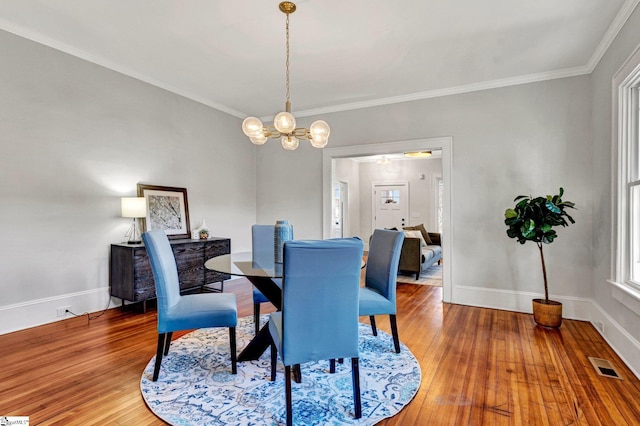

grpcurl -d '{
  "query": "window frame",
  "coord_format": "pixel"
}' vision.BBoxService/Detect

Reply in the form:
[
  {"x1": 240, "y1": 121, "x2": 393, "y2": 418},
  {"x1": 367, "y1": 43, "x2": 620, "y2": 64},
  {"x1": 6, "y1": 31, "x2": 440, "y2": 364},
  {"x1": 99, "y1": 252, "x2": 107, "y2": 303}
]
[{"x1": 611, "y1": 45, "x2": 640, "y2": 312}]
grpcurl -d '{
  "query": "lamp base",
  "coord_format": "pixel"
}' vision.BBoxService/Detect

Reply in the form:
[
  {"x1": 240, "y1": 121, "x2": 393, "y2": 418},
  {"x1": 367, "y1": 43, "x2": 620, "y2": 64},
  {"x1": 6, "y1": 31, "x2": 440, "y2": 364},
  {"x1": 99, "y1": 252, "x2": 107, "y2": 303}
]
[{"x1": 124, "y1": 220, "x2": 142, "y2": 245}]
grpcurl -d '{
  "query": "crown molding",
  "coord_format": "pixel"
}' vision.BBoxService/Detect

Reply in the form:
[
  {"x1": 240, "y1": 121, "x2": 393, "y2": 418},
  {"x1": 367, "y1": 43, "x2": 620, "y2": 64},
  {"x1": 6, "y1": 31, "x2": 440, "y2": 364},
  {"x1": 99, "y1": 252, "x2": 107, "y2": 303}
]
[
  {"x1": 586, "y1": 0, "x2": 640, "y2": 72},
  {"x1": 2, "y1": 0, "x2": 639, "y2": 120},
  {"x1": 292, "y1": 66, "x2": 591, "y2": 118},
  {"x1": 0, "y1": 20, "x2": 247, "y2": 119}
]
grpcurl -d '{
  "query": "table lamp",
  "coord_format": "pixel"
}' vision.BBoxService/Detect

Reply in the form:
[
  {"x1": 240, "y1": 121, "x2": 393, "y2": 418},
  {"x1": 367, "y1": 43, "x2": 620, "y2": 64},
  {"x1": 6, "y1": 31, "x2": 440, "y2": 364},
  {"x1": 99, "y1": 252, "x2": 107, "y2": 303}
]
[{"x1": 121, "y1": 197, "x2": 147, "y2": 244}]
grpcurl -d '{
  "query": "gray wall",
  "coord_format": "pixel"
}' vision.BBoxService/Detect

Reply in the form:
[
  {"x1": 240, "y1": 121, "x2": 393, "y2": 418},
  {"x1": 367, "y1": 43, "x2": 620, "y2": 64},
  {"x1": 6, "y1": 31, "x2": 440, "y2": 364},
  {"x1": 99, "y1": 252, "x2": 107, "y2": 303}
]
[
  {"x1": 0, "y1": 30, "x2": 256, "y2": 333},
  {"x1": 257, "y1": 76, "x2": 593, "y2": 302},
  {"x1": 590, "y1": 4, "x2": 640, "y2": 372}
]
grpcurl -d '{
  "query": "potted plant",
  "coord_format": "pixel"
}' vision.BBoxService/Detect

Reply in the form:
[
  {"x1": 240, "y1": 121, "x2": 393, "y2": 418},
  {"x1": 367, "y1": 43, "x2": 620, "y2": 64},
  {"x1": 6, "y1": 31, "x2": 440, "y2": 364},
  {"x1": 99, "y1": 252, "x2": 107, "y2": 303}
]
[{"x1": 504, "y1": 187, "x2": 576, "y2": 327}]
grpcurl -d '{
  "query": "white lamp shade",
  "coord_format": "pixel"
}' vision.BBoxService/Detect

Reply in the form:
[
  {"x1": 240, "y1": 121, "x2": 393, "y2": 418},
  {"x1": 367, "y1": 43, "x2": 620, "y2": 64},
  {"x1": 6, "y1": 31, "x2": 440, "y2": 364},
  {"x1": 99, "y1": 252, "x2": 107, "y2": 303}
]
[
  {"x1": 274, "y1": 111, "x2": 296, "y2": 134},
  {"x1": 121, "y1": 197, "x2": 147, "y2": 218}
]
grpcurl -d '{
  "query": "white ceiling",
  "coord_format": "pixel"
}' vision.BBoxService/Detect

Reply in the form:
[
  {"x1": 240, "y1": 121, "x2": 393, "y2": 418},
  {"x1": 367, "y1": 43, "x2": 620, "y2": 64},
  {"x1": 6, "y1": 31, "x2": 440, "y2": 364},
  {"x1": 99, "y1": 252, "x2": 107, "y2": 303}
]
[{"x1": 0, "y1": 0, "x2": 638, "y2": 120}]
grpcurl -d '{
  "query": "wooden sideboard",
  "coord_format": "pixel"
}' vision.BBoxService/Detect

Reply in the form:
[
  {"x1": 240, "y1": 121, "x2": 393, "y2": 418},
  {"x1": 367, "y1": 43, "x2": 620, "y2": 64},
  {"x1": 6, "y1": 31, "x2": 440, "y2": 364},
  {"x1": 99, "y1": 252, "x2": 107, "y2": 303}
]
[{"x1": 110, "y1": 237, "x2": 231, "y2": 309}]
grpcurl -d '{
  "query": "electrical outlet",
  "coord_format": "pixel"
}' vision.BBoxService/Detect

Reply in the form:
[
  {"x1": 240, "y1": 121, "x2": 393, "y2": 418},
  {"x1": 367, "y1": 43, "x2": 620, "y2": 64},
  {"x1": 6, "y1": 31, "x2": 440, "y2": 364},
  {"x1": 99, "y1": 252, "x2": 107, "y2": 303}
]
[
  {"x1": 597, "y1": 321, "x2": 605, "y2": 334},
  {"x1": 57, "y1": 306, "x2": 71, "y2": 317}
]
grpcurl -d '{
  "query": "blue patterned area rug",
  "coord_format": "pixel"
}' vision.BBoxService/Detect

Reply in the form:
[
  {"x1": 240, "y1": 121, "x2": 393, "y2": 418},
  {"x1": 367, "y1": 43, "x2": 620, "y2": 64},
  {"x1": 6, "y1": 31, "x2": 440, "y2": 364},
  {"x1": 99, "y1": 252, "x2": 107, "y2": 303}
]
[{"x1": 140, "y1": 316, "x2": 421, "y2": 425}]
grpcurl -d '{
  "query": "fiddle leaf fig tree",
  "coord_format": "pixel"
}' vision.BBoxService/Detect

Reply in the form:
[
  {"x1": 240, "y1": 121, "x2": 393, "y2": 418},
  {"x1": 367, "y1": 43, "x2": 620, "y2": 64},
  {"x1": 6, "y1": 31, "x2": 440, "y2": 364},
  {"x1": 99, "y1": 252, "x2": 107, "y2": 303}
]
[{"x1": 504, "y1": 187, "x2": 576, "y2": 302}]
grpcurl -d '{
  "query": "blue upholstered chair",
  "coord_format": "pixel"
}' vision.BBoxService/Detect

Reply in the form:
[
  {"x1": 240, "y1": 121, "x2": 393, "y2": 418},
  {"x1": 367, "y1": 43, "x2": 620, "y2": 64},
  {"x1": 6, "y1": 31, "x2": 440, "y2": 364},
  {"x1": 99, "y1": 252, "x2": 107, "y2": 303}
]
[
  {"x1": 142, "y1": 230, "x2": 238, "y2": 381},
  {"x1": 359, "y1": 229, "x2": 405, "y2": 353},
  {"x1": 251, "y1": 224, "x2": 291, "y2": 334},
  {"x1": 269, "y1": 238, "x2": 364, "y2": 426}
]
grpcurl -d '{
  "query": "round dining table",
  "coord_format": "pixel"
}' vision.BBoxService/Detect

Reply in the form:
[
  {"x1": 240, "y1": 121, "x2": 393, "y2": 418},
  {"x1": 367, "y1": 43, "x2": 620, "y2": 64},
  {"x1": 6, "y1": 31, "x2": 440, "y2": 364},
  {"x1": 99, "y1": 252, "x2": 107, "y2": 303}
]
[{"x1": 205, "y1": 252, "x2": 283, "y2": 362}]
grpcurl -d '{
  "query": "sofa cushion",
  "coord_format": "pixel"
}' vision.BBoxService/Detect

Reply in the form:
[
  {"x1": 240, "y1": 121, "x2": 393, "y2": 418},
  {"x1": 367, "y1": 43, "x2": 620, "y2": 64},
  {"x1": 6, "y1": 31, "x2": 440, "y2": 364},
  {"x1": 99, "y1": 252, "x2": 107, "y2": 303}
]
[
  {"x1": 422, "y1": 245, "x2": 442, "y2": 263},
  {"x1": 403, "y1": 230, "x2": 427, "y2": 247},
  {"x1": 403, "y1": 224, "x2": 432, "y2": 245}
]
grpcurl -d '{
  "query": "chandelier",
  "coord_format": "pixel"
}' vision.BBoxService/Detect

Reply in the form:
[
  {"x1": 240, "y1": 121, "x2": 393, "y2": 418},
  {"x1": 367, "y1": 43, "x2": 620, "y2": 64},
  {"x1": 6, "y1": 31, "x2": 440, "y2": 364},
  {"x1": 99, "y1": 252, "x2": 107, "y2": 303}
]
[{"x1": 241, "y1": 2, "x2": 330, "y2": 151}]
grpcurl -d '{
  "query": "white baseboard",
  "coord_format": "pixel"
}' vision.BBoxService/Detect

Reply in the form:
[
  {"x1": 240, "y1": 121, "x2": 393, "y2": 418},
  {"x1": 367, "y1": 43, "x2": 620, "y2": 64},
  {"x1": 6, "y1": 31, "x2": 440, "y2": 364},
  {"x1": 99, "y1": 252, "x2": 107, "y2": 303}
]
[
  {"x1": 452, "y1": 285, "x2": 592, "y2": 320},
  {"x1": 0, "y1": 287, "x2": 113, "y2": 335},
  {"x1": 0, "y1": 277, "x2": 246, "y2": 336},
  {"x1": 590, "y1": 303, "x2": 640, "y2": 380},
  {"x1": 452, "y1": 284, "x2": 640, "y2": 380}
]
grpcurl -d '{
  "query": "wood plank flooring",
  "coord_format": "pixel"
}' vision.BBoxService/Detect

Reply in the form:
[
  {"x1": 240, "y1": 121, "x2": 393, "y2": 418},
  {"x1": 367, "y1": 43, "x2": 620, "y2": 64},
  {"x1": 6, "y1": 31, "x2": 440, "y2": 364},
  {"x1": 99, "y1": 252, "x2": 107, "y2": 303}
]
[{"x1": 1, "y1": 279, "x2": 639, "y2": 425}]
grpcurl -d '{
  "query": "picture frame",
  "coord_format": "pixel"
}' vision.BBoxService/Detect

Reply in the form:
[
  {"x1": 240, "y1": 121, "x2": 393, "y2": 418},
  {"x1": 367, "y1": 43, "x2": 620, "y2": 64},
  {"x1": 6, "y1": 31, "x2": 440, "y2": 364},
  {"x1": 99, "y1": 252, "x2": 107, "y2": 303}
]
[{"x1": 137, "y1": 184, "x2": 191, "y2": 239}]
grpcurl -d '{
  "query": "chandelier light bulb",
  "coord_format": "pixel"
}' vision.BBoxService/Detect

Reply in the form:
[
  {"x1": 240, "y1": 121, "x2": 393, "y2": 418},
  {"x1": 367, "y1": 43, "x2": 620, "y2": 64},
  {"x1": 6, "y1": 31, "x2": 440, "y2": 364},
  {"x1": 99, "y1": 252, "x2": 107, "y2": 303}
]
[
  {"x1": 242, "y1": 117, "x2": 264, "y2": 138},
  {"x1": 250, "y1": 134, "x2": 268, "y2": 145},
  {"x1": 309, "y1": 120, "x2": 330, "y2": 140},
  {"x1": 310, "y1": 136, "x2": 328, "y2": 149},
  {"x1": 281, "y1": 135, "x2": 299, "y2": 150},
  {"x1": 274, "y1": 111, "x2": 296, "y2": 134}
]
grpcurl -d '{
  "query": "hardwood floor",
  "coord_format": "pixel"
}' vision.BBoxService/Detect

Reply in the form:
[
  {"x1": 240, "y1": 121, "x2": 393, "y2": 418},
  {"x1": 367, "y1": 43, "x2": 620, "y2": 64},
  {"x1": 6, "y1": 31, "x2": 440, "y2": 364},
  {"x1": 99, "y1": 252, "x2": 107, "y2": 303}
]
[{"x1": 1, "y1": 279, "x2": 640, "y2": 425}]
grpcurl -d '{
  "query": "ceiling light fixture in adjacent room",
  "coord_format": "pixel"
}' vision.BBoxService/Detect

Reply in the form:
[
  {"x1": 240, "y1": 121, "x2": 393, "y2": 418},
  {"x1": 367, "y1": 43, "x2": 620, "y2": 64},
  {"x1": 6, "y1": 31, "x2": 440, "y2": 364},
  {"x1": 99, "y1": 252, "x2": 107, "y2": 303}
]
[
  {"x1": 241, "y1": 2, "x2": 330, "y2": 151},
  {"x1": 404, "y1": 151, "x2": 432, "y2": 158}
]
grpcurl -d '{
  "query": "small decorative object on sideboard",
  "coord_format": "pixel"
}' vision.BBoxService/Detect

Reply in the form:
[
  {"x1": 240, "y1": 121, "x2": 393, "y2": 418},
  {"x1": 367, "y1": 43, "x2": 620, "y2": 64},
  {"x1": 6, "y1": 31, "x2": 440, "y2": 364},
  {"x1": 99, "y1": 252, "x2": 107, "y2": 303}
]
[
  {"x1": 191, "y1": 219, "x2": 209, "y2": 240},
  {"x1": 504, "y1": 187, "x2": 576, "y2": 328},
  {"x1": 274, "y1": 220, "x2": 293, "y2": 263},
  {"x1": 200, "y1": 229, "x2": 209, "y2": 240}
]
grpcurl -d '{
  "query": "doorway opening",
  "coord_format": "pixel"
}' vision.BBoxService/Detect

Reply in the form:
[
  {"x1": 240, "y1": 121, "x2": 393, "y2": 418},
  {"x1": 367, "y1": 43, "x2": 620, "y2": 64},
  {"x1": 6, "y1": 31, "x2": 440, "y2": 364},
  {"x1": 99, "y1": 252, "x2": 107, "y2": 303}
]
[{"x1": 322, "y1": 138, "x2": 453, "y2": 303}]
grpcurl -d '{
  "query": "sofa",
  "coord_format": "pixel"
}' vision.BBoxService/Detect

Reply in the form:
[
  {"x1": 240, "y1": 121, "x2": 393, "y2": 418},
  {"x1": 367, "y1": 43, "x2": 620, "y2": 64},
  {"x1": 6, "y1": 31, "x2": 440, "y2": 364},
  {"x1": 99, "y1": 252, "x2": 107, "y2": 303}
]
[{"x1": 398, "y1": 226, "x2": 442, "y2": 280}]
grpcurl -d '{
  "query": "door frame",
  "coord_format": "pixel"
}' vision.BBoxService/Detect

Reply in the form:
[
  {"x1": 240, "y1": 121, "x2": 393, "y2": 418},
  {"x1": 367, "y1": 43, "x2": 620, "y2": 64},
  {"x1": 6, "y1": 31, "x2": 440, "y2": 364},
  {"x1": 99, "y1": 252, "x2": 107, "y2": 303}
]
[
  {"x1": 322, "y1": 137, "x2": 453, "y2": 303},
  {"x1": 371, "y1": 181, "x2": 409, "y2": 231}
]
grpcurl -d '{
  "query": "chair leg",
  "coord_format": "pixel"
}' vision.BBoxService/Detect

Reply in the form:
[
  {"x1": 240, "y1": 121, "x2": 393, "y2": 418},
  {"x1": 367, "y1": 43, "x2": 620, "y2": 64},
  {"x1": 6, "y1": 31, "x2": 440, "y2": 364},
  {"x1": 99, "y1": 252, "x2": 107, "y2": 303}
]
[
  {"x1": 254, "y1": 302, "x2": 261, "y2": 335},
  {"x1": 229, "y1": 327, "x2": 237, "y2": 374},
  {"x1": 416, "y1": 271, "x2": 420, "y2": 280},
  {"x1": 270, "y1": 341, "x2": 277, "y2": 382},
  {"x1": 153, "y1": 333, "x2": 166, "y2": 382},
  {"x1": 390, "y1": 314, "x2": 400, "y2": 353},
  {"x1": 369, "y1": 315, "x2": 378, "y2": 336},
  {"x1": 330, "y1": 359, "x2": 336, "y2": 373},
  {"x1": 351, "y1": 358, "x2": 362, "y2": 419},
  {"x1": 163, "y1": 332, "x2": 173, "y2": 356},
  {"x1": 285, "y1": 365, "x2": 293, "y2": 426}
]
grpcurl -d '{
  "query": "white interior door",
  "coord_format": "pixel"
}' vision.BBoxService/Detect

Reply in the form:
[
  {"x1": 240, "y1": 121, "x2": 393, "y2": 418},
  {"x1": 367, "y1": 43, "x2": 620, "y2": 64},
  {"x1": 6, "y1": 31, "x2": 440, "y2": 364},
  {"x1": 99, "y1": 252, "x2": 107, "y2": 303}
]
[
  {"x1": 372, "y1": 182, "x2": 409, "y2": 231},
  {"x1": 332, "y1": 181, "x2": 349, "y2": 238}
]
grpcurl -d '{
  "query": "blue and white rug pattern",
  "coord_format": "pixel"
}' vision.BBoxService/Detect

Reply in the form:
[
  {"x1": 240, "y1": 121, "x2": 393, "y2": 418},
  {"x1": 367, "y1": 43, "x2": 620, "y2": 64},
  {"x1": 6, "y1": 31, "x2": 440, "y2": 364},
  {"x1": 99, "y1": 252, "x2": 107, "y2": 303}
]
[{"x1": 141, "y1": 316, "x2": 421, "y2": 425}]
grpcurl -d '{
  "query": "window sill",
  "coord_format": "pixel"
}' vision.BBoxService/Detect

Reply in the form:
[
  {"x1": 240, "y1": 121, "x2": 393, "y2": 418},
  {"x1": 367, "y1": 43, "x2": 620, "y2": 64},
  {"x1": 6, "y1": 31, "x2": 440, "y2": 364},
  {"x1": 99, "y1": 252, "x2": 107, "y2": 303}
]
[{"x1": 608, "y1": 279, "x2": 640, "y2": 317}]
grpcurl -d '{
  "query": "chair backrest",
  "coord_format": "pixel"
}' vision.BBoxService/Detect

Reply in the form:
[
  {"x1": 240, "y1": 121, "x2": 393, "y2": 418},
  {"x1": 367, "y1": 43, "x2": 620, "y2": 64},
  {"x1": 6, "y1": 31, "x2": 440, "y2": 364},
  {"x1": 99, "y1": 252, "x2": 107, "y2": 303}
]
[
  {"x1": 251, "y1": 225, "x2": 275, "y2": 264},
  {"x1": 252, "y1": 224, "x2": 294, "y2": 264},
  {"x1": 142, "y1": 230, "x2": 181, "y2": 324},
  {"x1": 280, "y1": 238, "x2": 364, "y2": 366},
  {"x1": 365, "y1": 229, "x2": 405, "y2": 306}
]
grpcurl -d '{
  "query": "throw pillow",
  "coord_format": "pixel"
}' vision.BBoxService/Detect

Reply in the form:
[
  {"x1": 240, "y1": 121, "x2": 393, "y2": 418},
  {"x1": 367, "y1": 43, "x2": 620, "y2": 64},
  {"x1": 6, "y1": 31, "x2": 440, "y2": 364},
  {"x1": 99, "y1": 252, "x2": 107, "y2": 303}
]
[
  {"x1": 403, "y1": 230, "x2": 427, "y2": 248},
  {"x1": 403, "y1": 224, "x2": 433, "y2": 245}
]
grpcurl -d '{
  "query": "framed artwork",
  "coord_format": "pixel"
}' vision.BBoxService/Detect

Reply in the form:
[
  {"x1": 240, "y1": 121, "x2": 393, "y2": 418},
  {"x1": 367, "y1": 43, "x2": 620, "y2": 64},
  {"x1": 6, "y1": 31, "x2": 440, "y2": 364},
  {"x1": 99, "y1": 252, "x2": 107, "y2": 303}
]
[{"x1": 137, "y1": 184, "x2": 191, "y2": 239}]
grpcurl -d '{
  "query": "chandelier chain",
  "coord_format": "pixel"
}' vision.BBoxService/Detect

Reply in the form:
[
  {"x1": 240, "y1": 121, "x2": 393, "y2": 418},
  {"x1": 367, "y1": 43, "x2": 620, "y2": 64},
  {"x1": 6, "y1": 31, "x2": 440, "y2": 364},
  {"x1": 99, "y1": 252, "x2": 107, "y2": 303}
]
[{"x1": 285, "y1": 12, "x2": 290, "y2": 111}]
